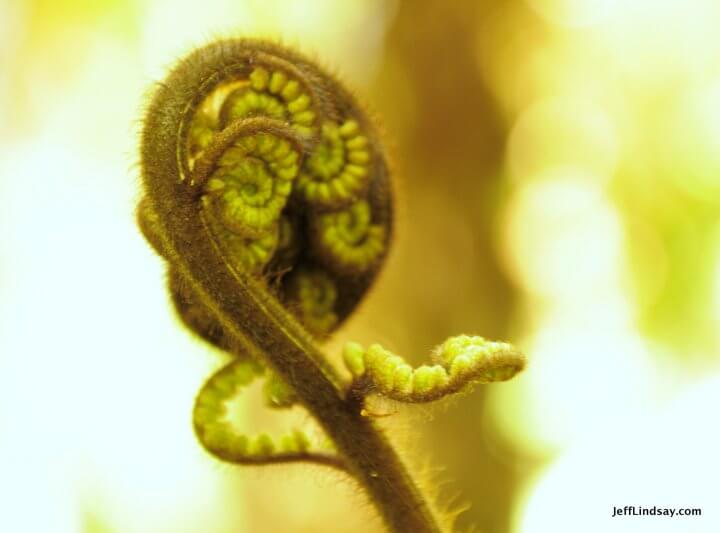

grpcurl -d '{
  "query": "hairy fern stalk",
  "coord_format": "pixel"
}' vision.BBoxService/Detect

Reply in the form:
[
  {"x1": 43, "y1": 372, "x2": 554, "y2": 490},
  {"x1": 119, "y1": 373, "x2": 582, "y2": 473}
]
[{"x1": 137, "y1": 38, "x2": 526, "y2": 533}]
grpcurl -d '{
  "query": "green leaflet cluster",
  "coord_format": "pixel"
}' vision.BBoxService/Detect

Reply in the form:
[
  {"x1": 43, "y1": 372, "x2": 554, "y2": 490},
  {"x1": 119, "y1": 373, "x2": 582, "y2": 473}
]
[
  {"x1": 343, "y1": 335, "x2": 526, "y2": 403},
  {"x1": 193, "y1": 358, "x2": 343, "y2": 469},
  {"x1": 183, "y1": 55, "x2": 392, "y2": 336}
]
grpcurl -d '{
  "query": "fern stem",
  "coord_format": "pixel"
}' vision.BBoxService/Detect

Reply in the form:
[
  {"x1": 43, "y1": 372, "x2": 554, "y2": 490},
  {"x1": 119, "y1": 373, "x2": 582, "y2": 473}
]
[{"x1": 148, "y1": 180, "x2": 442, "y2": 532}]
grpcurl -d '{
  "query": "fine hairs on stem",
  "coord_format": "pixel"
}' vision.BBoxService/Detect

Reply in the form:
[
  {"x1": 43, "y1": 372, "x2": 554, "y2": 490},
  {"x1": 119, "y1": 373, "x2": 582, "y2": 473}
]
[{"x1": 137, "y1": 38, "x2": 526, "y2": 533}]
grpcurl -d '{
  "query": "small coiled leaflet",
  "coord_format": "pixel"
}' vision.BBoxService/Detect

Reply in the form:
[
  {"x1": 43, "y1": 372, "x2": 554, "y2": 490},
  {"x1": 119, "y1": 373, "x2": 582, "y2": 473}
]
[
  {"x1": 311, "y1": 199, "x2": 386, "y2": 275},
  {"x1": 295, "y1": 120, "x2": 372, "y2": 209},
  {"x1": 194, "y1": 358, "x2": 343, "y2": 469},
  {"x1": 344, "y1": 335, "x2": 526, "y2": 403}
]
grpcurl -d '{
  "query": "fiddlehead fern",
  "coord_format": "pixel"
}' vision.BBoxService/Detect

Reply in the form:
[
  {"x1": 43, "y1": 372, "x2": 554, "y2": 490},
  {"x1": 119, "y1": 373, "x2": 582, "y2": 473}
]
[{"x1": 137, "y1": 38, "x2": 524, "y2": 533}]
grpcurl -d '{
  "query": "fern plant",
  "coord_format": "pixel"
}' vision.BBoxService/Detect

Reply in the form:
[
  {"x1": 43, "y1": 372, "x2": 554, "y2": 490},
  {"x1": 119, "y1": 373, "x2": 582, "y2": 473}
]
[{"x1": 137, "y1": 38, "x2": 525, "y2": 533}]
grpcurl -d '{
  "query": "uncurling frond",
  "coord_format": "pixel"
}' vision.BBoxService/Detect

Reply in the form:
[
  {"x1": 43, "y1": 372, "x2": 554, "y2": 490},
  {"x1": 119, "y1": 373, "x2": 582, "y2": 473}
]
[{"x1": 344, "y1": 335, "x2": 526, "y2": 403}]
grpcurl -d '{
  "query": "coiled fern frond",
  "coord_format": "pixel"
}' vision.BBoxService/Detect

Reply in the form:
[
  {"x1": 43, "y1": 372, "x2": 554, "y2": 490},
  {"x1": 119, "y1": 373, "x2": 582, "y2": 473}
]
[{"x1": 137, "y1": 38, "x2": 525, "y2": 533}]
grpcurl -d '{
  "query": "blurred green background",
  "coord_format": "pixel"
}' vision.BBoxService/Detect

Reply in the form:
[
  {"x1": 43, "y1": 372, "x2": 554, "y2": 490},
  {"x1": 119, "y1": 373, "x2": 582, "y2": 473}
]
[{"x1": 1, "y1": 0, "x2": 720, "y2": 531}]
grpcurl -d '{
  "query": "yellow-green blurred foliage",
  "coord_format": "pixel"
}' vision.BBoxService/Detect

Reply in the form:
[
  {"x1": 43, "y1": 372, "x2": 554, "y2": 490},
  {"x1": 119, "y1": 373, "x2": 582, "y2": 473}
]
[{"x1": 1, "y1": 0, "x2": 719, "y2": 532}]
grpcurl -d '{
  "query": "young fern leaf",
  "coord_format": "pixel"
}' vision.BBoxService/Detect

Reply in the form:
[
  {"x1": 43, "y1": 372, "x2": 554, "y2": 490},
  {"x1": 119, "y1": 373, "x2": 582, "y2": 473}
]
[
  {"x1": 343, "y1": 336, "x2": 526, "y2": 403},
  {"x1": 194, "y1": 358, "x2": 345, "y2": 470},
  {"x1": 137, "y1": 38, "x2": 525, "y2": 533}
]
